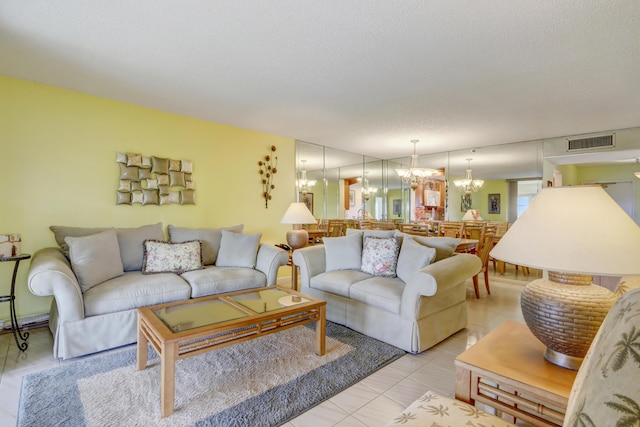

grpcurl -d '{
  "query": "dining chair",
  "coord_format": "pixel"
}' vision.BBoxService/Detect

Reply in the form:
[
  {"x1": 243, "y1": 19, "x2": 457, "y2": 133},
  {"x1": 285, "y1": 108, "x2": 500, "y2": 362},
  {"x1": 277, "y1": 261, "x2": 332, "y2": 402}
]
[
  {"x1": 439, "y1": 221, "x2": 464, "y2": 238},
  {"x1": 472, "y1": 228, "x2": 494, "y2": 298}
]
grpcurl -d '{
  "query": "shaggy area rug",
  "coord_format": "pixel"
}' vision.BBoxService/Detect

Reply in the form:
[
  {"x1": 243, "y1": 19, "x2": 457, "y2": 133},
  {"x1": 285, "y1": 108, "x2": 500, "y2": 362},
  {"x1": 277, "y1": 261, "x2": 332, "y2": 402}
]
[{"x1": 18, "y1": 322, "x2": 405, "y2": 426}]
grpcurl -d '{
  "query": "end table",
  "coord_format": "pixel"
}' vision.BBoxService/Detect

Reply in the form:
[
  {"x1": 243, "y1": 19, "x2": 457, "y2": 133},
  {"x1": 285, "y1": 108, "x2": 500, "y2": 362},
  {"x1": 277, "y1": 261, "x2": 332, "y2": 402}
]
[{"x1": 0, "y1": 253, "x2": 31, "y2": 351}]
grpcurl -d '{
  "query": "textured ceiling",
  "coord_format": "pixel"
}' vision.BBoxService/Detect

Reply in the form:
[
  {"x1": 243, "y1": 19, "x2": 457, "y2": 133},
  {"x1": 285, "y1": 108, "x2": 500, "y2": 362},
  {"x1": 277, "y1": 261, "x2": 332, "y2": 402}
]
[{"x1": 2, "y1": 1, "x2": 639, "y2": 161}]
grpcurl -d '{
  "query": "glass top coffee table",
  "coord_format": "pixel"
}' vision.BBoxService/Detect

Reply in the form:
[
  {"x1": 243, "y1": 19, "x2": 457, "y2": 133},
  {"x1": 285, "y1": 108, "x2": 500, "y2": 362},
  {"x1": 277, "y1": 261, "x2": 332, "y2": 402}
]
[{"x1": 137, "y1": 286, "x2": 326, "y2": 418}]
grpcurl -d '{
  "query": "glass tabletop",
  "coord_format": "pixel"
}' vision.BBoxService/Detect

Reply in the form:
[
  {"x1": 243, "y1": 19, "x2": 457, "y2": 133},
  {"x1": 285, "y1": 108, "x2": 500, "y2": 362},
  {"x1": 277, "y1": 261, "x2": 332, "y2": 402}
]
[
  {"x1": 152, "y1": 288, "x2": 311, "y2": 333},
  {"x1": 153, "y1": 299, "x2": 248, "y2": 333},
  {"x1": 229, "y1": 288, "x2": 310, "y2": 314}
]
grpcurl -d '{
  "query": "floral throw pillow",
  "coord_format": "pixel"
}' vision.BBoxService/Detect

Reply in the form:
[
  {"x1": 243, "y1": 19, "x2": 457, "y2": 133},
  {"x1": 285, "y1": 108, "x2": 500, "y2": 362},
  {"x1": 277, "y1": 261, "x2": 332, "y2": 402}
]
[
  {"x1": 360, "y1": 236, "x2": 401, "y2": 277},
  {"x1": 142, "y1": 240, "x2": 203, "y2": 274}
]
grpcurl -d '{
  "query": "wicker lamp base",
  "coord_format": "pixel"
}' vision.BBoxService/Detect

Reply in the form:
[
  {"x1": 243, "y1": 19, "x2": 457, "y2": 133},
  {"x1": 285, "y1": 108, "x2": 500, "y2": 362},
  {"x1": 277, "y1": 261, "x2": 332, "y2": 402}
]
[{"x1": 520, "y1": 272, "x2": 617, "y2": 370}]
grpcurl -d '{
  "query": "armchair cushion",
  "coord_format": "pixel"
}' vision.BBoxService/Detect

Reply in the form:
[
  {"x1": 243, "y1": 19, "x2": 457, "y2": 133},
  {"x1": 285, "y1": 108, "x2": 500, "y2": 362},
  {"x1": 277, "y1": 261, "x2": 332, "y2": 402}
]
[
  {"x1": 65, "y1": 229, "x2": 124, "y2": 293},
  {"x1": 386, "y1": 391, "x2": 514, "y2": 426}
]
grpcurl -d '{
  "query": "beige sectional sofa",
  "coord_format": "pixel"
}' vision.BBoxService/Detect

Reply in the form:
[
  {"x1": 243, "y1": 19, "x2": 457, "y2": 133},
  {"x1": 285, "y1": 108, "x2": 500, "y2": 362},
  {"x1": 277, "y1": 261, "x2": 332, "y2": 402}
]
[
  {"x1": 28, "y1": 223, "x2": 289, "y2": 359},
  {"x1": 293, "y1": 230, "x2": 481, "y2": 353}
]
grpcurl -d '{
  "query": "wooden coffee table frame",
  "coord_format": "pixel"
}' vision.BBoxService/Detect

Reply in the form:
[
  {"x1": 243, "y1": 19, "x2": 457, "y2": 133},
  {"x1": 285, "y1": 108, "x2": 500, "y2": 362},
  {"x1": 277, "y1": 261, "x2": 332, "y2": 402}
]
[
  {"x1": 454, "y1": 321, "x2": 577, "y2": 427},
  {"x1": 137, "y1": 286, "x2": 326, "y2": 418}
]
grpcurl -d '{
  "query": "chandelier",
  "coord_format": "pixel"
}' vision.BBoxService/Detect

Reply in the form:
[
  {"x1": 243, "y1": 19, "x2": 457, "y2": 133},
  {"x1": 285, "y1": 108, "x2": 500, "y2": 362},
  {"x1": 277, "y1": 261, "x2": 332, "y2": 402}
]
[
  {"x1": 454, "y1": 158, "x2": 484, "y2": 194},
  {"x1": 395, "y1": 140, "x2": 440, "y2": 190},
  {"x1": 296, "y1": 160, "x2": 316, "y2": 195},
  {"x1": 362, "y1": 173, "x2": 377, "y2": 201}
]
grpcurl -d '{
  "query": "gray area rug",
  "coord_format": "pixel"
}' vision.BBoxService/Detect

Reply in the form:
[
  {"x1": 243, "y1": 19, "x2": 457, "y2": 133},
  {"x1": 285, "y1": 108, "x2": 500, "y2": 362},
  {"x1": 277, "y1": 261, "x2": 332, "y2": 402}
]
[{"x1": 18, "y1": 322, "x2": 405, "y2": 427}]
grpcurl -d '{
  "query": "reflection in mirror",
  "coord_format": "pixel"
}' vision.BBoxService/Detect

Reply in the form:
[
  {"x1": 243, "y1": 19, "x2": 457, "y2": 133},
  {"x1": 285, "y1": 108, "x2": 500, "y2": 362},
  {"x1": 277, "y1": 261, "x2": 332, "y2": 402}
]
[{"x1": 296, "y1": 139, "x2": 544, "y2": 225}]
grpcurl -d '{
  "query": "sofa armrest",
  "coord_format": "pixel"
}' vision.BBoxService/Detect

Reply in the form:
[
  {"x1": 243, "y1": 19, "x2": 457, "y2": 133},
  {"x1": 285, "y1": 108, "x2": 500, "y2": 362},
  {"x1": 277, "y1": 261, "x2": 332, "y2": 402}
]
[
  {"x1": 292, "y1": 245, "x2": 326, "y2": 289},
  {"x1": 27, "y1": 247, "x2": 85, "y2": 322},
  {"x1": 255, "y1": 243, "x2": 290, "y2": 286},
  {"x1": 401, "y1": 253, "x2": 481, "y2": 320}
]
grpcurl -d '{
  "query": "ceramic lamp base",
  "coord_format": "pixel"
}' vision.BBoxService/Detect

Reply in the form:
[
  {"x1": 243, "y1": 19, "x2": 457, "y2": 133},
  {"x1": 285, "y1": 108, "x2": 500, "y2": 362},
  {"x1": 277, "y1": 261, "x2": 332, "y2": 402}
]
[
  {"x1": 520, "y1": 272, "x2": 617, "y2": 370},
  {"x1": 286, "y1": 228, "x2": 309, "y2": 250}
]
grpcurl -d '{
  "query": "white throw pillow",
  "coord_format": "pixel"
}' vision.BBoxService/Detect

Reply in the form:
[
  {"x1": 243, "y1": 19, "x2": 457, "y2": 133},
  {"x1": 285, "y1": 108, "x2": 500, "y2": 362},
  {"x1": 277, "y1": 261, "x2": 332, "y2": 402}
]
[
  {"x1": 323, "y1": 233, "x2": 362, "y2": 271},
  {"x1": 142, "y1": 240, "x2": 203, "y2": 274},
  {"x1": 396, "y1": 237, "x2": 437, "y2": 282},
  {"x1": 216, "y1": 230, "x2": 262, "y2": 268},
  {"x1": 360, "y1": 236, "x2": 401, "y2": 277},
  {"x1": 65, "y1": 229, "x2": 124, "y2": 293}
]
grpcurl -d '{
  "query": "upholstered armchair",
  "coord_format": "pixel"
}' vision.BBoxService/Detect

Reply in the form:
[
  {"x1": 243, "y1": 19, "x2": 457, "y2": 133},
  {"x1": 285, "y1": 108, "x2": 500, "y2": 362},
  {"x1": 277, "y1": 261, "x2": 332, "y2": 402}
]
[{"x1": 386, "y1": 287, "x2": 640, "y2": 427}]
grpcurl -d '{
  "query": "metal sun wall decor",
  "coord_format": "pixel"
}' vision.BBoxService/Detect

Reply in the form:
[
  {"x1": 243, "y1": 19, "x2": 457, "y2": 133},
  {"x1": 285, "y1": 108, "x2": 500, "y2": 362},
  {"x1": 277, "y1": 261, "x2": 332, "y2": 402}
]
[
  {"x1": 258, "y1": 145, "x2": 278, "y2": 208},
  {"x1": 116, "y1": 152, "x2": 195, "y2": 205}
]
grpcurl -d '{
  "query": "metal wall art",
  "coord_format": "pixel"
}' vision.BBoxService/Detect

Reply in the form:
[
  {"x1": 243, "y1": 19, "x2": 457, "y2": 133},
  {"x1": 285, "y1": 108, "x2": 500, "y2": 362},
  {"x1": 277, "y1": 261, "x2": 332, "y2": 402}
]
[
  {"x1": 116, "y1": 153, "x2": 195, "y2": 205},
  {"x1": 258, "y1": 145, "x2": 277, "y2": 208}
]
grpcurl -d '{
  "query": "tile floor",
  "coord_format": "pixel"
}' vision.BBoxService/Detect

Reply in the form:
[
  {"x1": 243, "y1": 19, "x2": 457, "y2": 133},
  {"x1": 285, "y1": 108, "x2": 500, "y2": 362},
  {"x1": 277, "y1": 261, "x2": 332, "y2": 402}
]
[{"x1": 0, "y1": 266, "x2": 539, "y2": 426}]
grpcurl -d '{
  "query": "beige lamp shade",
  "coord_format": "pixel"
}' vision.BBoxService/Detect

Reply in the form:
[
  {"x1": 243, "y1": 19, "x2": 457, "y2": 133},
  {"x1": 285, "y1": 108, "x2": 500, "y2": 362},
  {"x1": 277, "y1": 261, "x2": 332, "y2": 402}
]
[
  {"x1": 490, "y1": 186, "x2": 640, "y2": 276},
  {"x1": 461, "y1": 209, "x2": 482, "y2": 221},
  {"x1": 280, "y1": 202, "x2": 317, "y2": 250},
  {"x1": 490, "y1": 185, "x2": 640, "y2": 369}
]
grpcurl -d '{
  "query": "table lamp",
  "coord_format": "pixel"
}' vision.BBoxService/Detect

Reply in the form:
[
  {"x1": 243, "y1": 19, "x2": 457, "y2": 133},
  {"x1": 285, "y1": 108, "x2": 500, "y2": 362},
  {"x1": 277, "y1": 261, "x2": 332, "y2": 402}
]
[
  {"x1": 490, "y1": 186, "x2": 640, "y2": 369},
  {"x1": 461, "y1": 209, "x2": 482, "y2": 221},
  {"x1": 280, "y1": 202, "x2": 317, "y2": 250}
]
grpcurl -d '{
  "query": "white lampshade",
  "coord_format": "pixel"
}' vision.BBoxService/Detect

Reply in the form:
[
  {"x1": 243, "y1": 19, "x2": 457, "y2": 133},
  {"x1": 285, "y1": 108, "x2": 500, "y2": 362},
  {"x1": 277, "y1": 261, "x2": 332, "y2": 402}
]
[
  {"x1": 461, "y1": 209, "x2": 482, "y2": 221},
  {"x1": 280, "y1": 202, "x2": 317, "y2": 225},
  {"x1": 490, "y1": 186, "x2": 640, "y2": 276},
  {"x1": 490, "y1": 185, "x2": 640, "y2": 369}
]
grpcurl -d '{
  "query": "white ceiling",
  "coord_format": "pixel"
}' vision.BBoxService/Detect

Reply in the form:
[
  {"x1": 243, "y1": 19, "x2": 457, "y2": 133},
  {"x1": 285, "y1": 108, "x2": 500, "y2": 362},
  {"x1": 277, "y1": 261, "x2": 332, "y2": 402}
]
[{"x1": 2, "y1": 1, "x2": 640, "y2": 161}]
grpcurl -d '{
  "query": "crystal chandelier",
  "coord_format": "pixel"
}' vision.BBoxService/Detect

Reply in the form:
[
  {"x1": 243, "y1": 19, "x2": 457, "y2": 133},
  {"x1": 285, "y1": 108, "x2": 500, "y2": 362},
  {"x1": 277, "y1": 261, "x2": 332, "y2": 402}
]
[
  {"x1": 362, "y1": 174, "x2": 377, "y2": 201},
  {"x1": 296, "y1": 160, "x2": 316, "y2": 195},
  {"x1": 454, "y1": 158, "x2": 484, "y2": 194},
  {"x1": 395, "y1": 140, "x2": 440, "y2": 190}
]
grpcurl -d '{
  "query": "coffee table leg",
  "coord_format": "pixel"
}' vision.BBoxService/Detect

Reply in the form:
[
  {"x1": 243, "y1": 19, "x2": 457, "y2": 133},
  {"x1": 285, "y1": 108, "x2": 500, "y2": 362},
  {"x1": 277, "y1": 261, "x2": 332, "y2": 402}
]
[
  {"x1": 315, "y1": 305, "x2": 326, "y2": 356},
  {"x1": 161, "y1": 342, "x2": 177, "y2": 418},
  {"x1": 137, "y1": 317, "x2": 148, "y2": 371},
  {"x1": 455, "y1": 366, "x2": 473, "y2": 404}
]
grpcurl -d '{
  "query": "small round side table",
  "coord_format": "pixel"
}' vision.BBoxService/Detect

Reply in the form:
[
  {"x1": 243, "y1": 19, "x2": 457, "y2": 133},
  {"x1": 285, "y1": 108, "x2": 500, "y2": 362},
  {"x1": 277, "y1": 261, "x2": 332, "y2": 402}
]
[{"x1": 0, "y1": 253, "x2": 31, "y2": 351}]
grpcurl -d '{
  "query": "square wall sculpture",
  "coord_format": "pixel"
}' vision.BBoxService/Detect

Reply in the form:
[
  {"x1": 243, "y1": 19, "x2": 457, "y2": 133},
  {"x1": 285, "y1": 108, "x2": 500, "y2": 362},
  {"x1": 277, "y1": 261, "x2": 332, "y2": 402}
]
[{"x1": 116, "y1": 152, "x2": 195, "y2": 205}]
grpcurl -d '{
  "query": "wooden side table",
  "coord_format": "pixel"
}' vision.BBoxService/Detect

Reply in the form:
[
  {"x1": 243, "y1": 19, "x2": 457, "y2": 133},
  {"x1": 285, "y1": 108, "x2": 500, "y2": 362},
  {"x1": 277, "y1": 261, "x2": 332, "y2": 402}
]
[
  {"x1": 455, "y1": 320, "x2": 577, "y2": 427},
  {"x1": 0, "y1": 253, "x2": 31, "y2": 351}
]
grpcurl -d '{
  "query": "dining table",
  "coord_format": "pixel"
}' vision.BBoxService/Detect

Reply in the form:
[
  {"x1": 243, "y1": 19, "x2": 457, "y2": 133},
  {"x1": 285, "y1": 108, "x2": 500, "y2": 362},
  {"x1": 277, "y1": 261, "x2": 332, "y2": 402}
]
[{"x1": 455, "y1": 238, "x2": 479, "y2": 254}]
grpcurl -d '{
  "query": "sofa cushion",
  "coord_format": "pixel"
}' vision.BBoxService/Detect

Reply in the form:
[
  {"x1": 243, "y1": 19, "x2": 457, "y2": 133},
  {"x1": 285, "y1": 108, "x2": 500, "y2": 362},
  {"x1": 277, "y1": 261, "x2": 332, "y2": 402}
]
[
  {"x1": 83, "y1": 271, "x2": 191, "y2": 317},
  {"x1": 142, "y1": 240, "x2": 203, "y2": 274},
  {"x1": 361, "y1": 236, "x2": 401, "y2": 277},
  {"x1": 346, "y1": 229, "x2": 396, "y2": 239},
  {"x1": 181, "y1": 266, "x2": 267, "y2": 298},
  {"x1": 216, "y1": 230, "x2": 261, "y2": 268},
  {"x1": 50, "y1": 225, "x2": 108, "y2": 259},
  {"x1": 396, "y1": 232, "x2": 459, "y2": 262},
  {"x1": 116, "y1": 223, "x2": 166, "y2": 271},
  {"x1": 396, "y1": 237, "x2": 437, "y2": 282},
  {"x1": 65, "y1": 229, "x2": 125, "y2": 293},
  {"x1": 50, "y1": 223, "x2": 165, "y2": 270},
  {"x1": 310, "y1": 270, "x2": 373, "y2": 297},
  {"x1": 323, "y1": 233, "x2": 362, "y2": 271},
  {"x1": 350, "y1": 276, "x2": 405, "y2": 314},
  {"x1": 168, "y1": 224, "x2": 244, "y2": 265}
]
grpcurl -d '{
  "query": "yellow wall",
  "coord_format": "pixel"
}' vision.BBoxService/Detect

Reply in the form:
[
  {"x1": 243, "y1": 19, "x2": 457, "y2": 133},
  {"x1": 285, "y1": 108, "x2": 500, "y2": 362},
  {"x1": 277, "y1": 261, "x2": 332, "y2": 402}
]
[
  {"x1": 476, "y1": 181, "x2": 509, "y2": 222},
  {"x1": 1, "y1": 76, "x2": 296, "y2": 320}
]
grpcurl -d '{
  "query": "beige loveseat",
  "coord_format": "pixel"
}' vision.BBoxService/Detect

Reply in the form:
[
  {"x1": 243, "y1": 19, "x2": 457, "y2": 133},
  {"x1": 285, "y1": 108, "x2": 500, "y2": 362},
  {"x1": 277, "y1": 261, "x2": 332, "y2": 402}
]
[
  {"x1": 28, "y1": 223, "x2": 289, "y2": 359},
  {"x1": 293, "y1": 230, "x2": 482, "y2": 353}
]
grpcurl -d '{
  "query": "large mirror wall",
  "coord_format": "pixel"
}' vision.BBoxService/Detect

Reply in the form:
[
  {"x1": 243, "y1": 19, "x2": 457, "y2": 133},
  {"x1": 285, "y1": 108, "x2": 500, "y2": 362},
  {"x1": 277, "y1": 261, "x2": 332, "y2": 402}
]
[
  {"x1": 295, "y1": 139, "x2": 545, "y2": 224},
  {"x1": 298, "y1": 126, "x2": 640, "y2": 226}
]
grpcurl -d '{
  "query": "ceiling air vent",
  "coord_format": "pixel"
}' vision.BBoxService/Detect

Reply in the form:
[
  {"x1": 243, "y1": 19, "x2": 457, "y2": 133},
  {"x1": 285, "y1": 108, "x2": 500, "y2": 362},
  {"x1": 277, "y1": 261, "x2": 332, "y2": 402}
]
[{"x1": 567, "y1": 134, "x2": 615, "y2": 151}]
